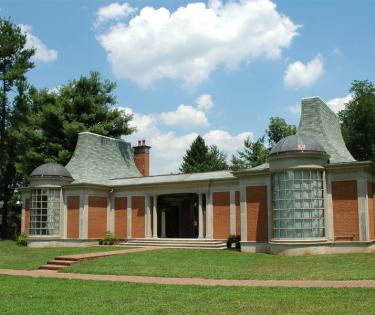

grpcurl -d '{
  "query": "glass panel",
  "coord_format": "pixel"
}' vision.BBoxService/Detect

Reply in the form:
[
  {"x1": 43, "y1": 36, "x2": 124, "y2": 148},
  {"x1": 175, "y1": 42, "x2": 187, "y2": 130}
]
[{"x1": 272, "y1": 170, "x2": 325, "y2": 239}]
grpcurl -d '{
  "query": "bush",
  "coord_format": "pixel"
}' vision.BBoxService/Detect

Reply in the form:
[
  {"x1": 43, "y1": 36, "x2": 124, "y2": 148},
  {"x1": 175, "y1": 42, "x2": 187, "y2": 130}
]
[
  {"x1": 16, "y1": 233, "x2": 28, "y2": 247},
  {"x1": 99, "y1": 231, "x2": 118, "y2": 245}
]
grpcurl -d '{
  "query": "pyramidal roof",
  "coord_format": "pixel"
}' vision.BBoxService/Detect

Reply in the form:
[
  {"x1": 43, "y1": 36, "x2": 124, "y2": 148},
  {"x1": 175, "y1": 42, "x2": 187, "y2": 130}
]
[
  {"x1": 66, "y1": 132, "x2": 142, "y2": 183},
  {"x1": 298, "y1": 97, "x2": 355, "y2": 163}
]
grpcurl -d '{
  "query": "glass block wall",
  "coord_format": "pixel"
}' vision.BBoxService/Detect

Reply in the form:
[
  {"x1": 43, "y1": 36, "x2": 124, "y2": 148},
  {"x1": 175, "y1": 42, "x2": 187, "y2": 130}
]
[
  {"x1": 30, "y1": 188, "x2": 60, "y2": 236},
  {"x1": 272, "y1": 170, "x2": 325, "y2": 239}
]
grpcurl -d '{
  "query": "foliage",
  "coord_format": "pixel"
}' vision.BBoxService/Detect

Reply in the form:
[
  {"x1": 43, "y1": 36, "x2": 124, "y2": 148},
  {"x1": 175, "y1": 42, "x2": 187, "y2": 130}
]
[
  {"x1": 180, "y1": 135, "x2": 228, "y2": 173},
  {"x1": 231, "y1": 117, "x2": 296, "y2": 170},
  {"x1": 16, "y1": 233, "x2": 27, "y2": 247},
  {"x1": 266, "y1": 117, "x2": 296, "y2": 147},
  {"x1": 231, "y1": 136, "x2": 268, "y2": 169},
  {"x1": 339, "y1": 80, "x2": 375, "y2": 162},
  {"x1": 0, "y1": 18, "x2": 35, "y2": 238},
  {"x1": 99, "y1": 231, "x2": 119, "y2": 245},
  {"x1": 15, "y1": 72, "x2": 135, "y2": 180}
]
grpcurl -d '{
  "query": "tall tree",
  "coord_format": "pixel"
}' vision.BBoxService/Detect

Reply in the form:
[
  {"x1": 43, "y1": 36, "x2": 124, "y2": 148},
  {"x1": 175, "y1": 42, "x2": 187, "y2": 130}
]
[
  {"x1": 266, "y1": 117, "x2": 296, "y2": 146},
  {"x1": 180, "y1": 135, "x2": 228, "y2": 173},
  {"x1": 0, "y1": 19, "x2": 34, "y2": 238},
  {"x1": 231, "y1": 136, "x2": 268, "y2": 170},
  {"x1": 339, "y1": 80, "x2": 375, "y2": 162},
  {"x1": 18, "y1": 72, "x2": 135, "y2": 178}
]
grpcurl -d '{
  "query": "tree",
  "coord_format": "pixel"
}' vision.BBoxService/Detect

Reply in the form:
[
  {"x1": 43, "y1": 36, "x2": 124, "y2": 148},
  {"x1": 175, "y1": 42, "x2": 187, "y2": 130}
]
[
  {"x1": 266, "y1": 117, "x2": 296, "y2": 146},
  {"x1": 180, "y1": 136, "x2": 228, "y2": 173},
  {"x1": 18, "y1": 72, "x2": 135, "y2": 178},
  {"x1": 339, "y1": 80, "x2": 375, "y2": 162},
  {"x1": 0, "y1": 19, "x2": 34, "y2": 238},
  {"x1": 231, "y1": 136, "x2": 268, "y2": 170}
]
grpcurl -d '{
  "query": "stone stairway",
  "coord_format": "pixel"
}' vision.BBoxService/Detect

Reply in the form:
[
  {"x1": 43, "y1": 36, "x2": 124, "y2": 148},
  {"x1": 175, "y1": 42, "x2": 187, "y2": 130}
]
[
  {"x1": 39, "y1": 257, "x2": 79, "y2": 271},
  {"x1": 121, "y1": 238, "x2": 227, "y2": 249}
]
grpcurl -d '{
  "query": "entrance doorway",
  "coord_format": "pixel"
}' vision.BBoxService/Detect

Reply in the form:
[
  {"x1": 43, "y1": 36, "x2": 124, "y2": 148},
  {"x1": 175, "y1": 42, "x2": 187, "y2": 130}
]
[{"x1": 157, "y1": 193, "x2": 202, "y2": 238}]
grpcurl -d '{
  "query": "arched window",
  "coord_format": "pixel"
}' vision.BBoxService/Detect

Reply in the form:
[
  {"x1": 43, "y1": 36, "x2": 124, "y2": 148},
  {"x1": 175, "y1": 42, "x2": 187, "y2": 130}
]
[
  {"x1": 272, "y1": 170, "x2": 324, "y2": 239},
  {"x1": 30, "y1": 188, "x2": 60, "y2": 236}
]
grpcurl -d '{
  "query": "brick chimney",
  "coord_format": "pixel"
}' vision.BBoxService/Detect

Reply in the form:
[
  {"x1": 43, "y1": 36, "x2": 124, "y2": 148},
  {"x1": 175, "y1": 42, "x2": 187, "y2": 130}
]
[{"x1": 133, "y1": 139, "x2": 151, "y2": 176}]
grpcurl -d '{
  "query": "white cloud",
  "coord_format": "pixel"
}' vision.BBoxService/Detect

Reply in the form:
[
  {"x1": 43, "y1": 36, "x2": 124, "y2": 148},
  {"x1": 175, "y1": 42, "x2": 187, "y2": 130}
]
[
  {"x1": 119, "y1": 99, "x2": 252, "y2": 174},
  {"x1": 284, "y1": 54, "x2": 324, "y2": 88},
  {"x1": 196, "y1": 94, "x2": 214, "y2": 111},
  {"x1": 19, "y1": 24, "x2": 57, "y2": 63},
  {"x1": 96, "y1": 0, "x2": 299, "y2": 86},
  {"x1": 96, "y1": 2, "x2": 136, "y2": 26},
  {"x1": 327, "y1": 94, "x2": 352, "y2": 113},
  {"x1": 160, "y1": 105, "x2": 209, "y2": 128},
  {"x1": 332, "y1": 48, "x2": 342, "y2": 55}
]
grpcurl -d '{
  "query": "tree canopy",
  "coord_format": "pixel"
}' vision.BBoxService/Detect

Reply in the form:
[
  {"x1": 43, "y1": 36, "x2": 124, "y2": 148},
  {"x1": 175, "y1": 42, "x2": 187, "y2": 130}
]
[
  {"x1": 339, "y1": 80, "x2": 375, "y2": 162},
  {"x1": 0, "y1": 19, "x2": 35, "y2": 238},
  {"x1": 180, "y1": 135, "x2": 228, "y2": 173},
  {"x1": 231, "y1": 117, "x2": 296, "y2": 169}
]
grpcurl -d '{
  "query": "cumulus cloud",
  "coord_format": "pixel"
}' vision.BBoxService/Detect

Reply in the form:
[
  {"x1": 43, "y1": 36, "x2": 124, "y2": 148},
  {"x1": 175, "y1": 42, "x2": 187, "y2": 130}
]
[
  {"x1": 96, "y1": 2, "x2": 136, "y2": 26},
  {"x1": 160, "y1": 105, "x2": 209, "y2": 128},
  {"x1": 327, "y1": 94, "x2": 352, "y2": 113},
  {"x1": 119, "y1": 97, "x2": 252, "y2": 174},
  {"x1": 19, "y1": 24, "x2": 58, "y2": 63},
  {"x1": 286, "y1": 102, "x2": 301, "y2": 115},
  {"x1": 284, "y1": 54, "x2": 324, "y2": 88},
  {"x1": 196, "y1": 94, "x2": 214, "y2": 111},
  {"x1": 96, "y1": 0, "x2": 299, "y2": 86}
]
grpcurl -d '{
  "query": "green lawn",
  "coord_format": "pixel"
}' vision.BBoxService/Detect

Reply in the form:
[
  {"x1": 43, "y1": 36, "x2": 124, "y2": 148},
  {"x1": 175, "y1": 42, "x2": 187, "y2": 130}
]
[
  {"x1": 65, "y1": 248, "x2": 375, "y2": 280},
  {"x1": 0, "y1": 240, "x2": 121, "y2": 270},
  {"x1": 1, "y1": 275, "x2": 375, "y2": 315}
]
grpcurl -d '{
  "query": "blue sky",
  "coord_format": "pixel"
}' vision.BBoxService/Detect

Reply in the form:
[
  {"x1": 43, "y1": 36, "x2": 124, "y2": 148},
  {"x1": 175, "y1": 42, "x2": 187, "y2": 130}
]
[{"x1": 2, "y1": 0, "x2": 375, "y2": 174}]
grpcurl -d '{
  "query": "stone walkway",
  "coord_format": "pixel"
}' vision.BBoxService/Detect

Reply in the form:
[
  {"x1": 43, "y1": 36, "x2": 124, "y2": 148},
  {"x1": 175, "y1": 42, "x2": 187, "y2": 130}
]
[{"x1": 1, "y1": 268, "x2": 375, "y2": 288}]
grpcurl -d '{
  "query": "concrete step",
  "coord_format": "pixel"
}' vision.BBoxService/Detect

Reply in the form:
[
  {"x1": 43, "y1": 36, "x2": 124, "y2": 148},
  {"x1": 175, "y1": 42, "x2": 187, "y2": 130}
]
[
  {"x1": 121, "y1": 239, "x2": 227, "y2": 250},
  {"x1": 47, "y1": 260, "x2": 77, "y2": 266},
  {"x1": 54, "y1": 256, "x2": 81, "y2": 261},
  {"x1": 39, "y1": 264, "x2": 67, "y2": 271}
]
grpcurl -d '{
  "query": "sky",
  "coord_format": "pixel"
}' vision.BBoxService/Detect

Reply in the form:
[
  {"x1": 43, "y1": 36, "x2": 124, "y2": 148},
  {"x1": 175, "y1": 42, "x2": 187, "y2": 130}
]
[{"x1": 1, "y1": 0, "x2": 375, "y2": 175}]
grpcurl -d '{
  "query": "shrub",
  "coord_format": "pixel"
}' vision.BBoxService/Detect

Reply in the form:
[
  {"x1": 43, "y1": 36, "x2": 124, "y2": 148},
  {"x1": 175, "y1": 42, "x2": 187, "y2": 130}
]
[
  {"x1": 226, "y1": 234, "x2": 237, "y2": 248},
  {"x1": 16, "y1": 233, "x2": 28, "y2": 247},
  {"x1": 100, "y1": 231, "x2": 118, "y2": 245}
]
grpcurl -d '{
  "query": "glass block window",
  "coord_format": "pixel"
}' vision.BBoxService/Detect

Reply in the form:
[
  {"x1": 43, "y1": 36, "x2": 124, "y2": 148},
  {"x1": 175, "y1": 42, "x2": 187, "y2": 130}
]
[
  {"x1": 272, "y1": 170, "x2": 324, "y2": 239},
  {"x1": 30, "y1": 188, "x2": 60, "y2": 236}
]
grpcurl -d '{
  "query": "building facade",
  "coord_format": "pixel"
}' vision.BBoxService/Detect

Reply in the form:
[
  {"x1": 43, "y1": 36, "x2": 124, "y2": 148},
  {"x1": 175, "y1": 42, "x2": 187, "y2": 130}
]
[{"x1": 20, "y1": 97, "x2": 375, "y2": 255}]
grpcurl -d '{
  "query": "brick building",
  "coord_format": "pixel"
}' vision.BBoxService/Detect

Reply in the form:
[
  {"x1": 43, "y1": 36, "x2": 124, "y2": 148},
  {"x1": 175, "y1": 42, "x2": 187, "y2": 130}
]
[{"x1": 20, "y1": 97, "x2": 375, "y2": 255}]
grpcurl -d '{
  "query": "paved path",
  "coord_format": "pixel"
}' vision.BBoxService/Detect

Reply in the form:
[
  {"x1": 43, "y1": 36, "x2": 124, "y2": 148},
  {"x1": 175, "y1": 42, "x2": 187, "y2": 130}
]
[
  {"x1": 1, "y1": 268, "x2": 375, "y2": 288},
  {"x1": 54, "y1": 246, "x2": 162, "y2": 261}
]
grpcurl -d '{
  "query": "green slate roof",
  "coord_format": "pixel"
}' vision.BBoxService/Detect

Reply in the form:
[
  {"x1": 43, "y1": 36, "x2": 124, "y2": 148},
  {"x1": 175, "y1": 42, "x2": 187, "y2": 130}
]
[
  {"x1": 65, "y1": 132, "x2": 142, "y2": 183},
  {"x1": 298, "y1": 97, "x2": 355, "y2": 163}
]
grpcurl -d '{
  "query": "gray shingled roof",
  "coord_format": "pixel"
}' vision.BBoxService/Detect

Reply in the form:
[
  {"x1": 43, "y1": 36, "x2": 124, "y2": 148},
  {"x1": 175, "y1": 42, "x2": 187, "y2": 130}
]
[
  {"x1": 31, "y1": 163, "x2": 73, "y2": 179},
  {"x1": 65, "y1": 132, "x2": 142, "y2": 183},
  {"x1": 298, "y1": 97, "x2": 355, "y2": 163},
  {"x1": 108, "y1": 170, "x2": 236, "y2": 187},
  {"x1": 270, "y1": 133, "x2": 326, "y2": 156}
]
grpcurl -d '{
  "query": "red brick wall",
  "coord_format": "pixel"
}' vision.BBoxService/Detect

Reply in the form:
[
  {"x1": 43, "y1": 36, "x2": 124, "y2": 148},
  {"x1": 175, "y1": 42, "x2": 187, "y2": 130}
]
[
  {"x1": 134, "y1": 153, "x2": 150, "y2": 176},
  {"x1": 132, "y1": 196, "x2": 145, "y2": 238},
  {"x1": 332, "y1": 180, "x2": 359, "y2": 241},
  {"x1": 115, "y1": 197, "x2": 127, "y2": 239},
  {"x1": 246, "y1": 186, "x2": 268, "y2": 242},
  {"x1": 67, "y1": 196, "x2": 80, "y2": 239},
  {"x1": 368, "y1": 182, "x2": 374, "y2": 240},
  {"x1": 88, "y1": 196, "x2": 107, "y2": 239},
  {"x1": 235, "y1": 191, "x2": 241, "y2": 236},
  {"x1": 24, "y1": 199, "x2": 30, "y2": 235},
  {"x1": 213, "y1": 192, "x2": 231, "y2": 239}
]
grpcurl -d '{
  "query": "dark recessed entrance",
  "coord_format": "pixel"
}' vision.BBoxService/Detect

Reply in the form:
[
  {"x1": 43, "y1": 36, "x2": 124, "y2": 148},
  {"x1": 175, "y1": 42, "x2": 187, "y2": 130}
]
[{"x1": 157, "y1": 193, "x2": 202, "y2": 238}]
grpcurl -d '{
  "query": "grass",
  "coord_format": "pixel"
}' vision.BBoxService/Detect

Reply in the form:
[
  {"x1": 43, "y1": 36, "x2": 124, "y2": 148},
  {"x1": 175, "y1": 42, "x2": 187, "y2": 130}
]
[
  {"x1": 65, "y1": 248, "x2": 375, "y2": 280},
  {"x1": 1, "y1": 275, "x2": 375, "y2": 314},
  {"x1": 0, "y1": 240, "x2": 122, "y2": 270}
]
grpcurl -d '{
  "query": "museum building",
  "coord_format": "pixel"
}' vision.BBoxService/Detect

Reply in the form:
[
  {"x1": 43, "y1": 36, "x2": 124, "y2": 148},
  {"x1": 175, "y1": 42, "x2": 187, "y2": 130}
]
[{"x1": 20, "y1": 97, "x2": 375, "y2": 255}]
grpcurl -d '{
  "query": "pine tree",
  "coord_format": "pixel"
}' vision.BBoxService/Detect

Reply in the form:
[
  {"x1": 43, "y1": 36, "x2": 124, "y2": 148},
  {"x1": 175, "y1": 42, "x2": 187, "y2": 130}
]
[{"x1": 180, "y1": 136, "x2": 228, "y2": 173}]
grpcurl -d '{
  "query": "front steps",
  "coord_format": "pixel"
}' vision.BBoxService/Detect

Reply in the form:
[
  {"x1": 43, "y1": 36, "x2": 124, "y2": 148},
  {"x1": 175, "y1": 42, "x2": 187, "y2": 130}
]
[
  {"x1": 39, "y1": 258, "x2": 79, "y2": 271},
  {"x1": 122, "y1": 238, "x2": 227, "y2": 249}
]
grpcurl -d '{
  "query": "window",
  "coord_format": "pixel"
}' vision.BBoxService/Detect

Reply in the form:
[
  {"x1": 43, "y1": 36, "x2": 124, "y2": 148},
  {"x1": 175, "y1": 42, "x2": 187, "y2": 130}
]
[
  {"x1": 30, "y1": 188, "x2": 60, "y2": 236},
  {"x1": 272, "y1": 170, "x2": 324, "y2": 239}
]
